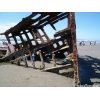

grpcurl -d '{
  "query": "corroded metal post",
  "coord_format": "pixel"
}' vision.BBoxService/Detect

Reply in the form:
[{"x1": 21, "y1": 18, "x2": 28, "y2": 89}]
[
  {"x1": 17, "y1": 59, "x2": 21, "y2": 66},
  {"x1": 41, "y1": 28, "x2": 51, "y2": 42},
  {"x1": 23, "y1": 54, "x2": 28, "y2": 67},
  {"x1": 52, "y1": 53, "x2": 56, "y2": 66},
  {"x1": 30, "y1": 52, "x2": 36, "y2": 69},
  {"x1": 68, "y1": 12, "x2": 80, "y2": 86},
  {"x1": 39, "y1": 50, "x2": 45, "y2": 69}
]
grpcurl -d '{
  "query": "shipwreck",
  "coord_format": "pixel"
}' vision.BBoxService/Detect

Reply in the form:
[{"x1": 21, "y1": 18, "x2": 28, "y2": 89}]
[{"x1": 0, "y1": 12, "x2": 80, "y2": 86}]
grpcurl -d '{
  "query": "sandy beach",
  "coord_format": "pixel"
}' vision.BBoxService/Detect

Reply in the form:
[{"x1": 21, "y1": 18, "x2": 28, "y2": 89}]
[
  {"x1": 0, "y1": 44, "x2": 100, "y2": 87},
  {"x1": 0, "y1": 61, "x2": 74, "y2": 87},
  {"x1": 78, "y1": 44, "x2": 100, "y2": 86}
]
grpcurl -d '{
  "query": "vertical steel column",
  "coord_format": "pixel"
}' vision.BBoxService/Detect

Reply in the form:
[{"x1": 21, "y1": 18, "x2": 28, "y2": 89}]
[
  {"x1": 68, "y1": 12, "x2": 80, "y2": 86},
  {"x1": 41, "y1": 28, "x2": 51, "y2": 42},
  {"x1": 23, "y1": 30, "x2": 32, "y2": 45},
  {"x1": 39, "y1": 50, "x2": 45, "y2": 69},
  {"x1": 34, "y1": 30, "x2": 45, "y2": 44},
  {"x1": 19, "y1": 34, "x2": 25, "y2": 43},
  {"x1": 52, "y1": 53, "x2": 56, "y2": 66},
  {"x1": 29, "y1": 30, "x2": 39, "y2": 45},
  {"x1": 13, "y1": 36, "x2": 18, "y2": 45}
]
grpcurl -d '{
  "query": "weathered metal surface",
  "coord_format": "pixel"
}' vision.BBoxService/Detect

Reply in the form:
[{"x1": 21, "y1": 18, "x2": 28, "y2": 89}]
[
  {"x1": 68, "y1": 13, "x2": 80, "y2": 86},
  {"x1": 0, "y1": 13, "x2": 69, "y2": 49},
  {"x1": 42, "y1": 64, "x2": 71, "y2": 73},
  {"x1": 0, "y1": 12, "x2": 80, "y2": 86}
]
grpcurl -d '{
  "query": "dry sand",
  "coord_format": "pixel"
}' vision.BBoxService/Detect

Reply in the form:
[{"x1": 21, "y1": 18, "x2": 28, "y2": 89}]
[
  {"x1": 0, "y1": 61, "x2": 74, "y2": 87},
  {"x1": 0, "y1": 44, "x2": 100, "y2": 87}
]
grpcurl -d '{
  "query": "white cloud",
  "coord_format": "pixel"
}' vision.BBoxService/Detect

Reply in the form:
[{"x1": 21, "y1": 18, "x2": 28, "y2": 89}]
[
  {"x1": 0, "y1": 22, "x2": 17, "y2": 39},
  {"x1": 0, "y1": 22, "x2": 17, "y2": 33}
]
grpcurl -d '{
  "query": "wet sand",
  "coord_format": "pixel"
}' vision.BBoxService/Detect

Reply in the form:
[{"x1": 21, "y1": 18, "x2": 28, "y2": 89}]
[{"x1": 78, "y1": 44, "x2": 100, "y2": 86}]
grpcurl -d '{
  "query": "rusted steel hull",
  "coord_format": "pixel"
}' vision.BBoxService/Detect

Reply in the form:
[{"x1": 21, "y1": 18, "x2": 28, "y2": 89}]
[{"x1": 0, "y1": 12, "x2": 80, "y2": 86}]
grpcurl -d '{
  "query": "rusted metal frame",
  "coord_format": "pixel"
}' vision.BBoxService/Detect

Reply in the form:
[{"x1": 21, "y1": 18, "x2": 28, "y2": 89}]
[
  {"x1": 29, "y1": 13, "x2": 54, "y2": 25},
  {"x1": 39, "y1": 50, "x2": 45, "y2": 69},
  {"x1": 3, "y1": 20, "x2": 33, "y2": 35},
  {"x1": 32, "y1": 13, "x2": 49, "y2": 23},
  {"x1": 31, "y1": 13, "x2": 67, "y2": 30},
  {"x1": 13, "y1": 18, "x2": 33, "y2": 31},
  {"x1": 51, "y1": 14, "x2": 68, "y2": 25},
  {"x1": 9, "y1": 32, "x2": 24, "y2": 48},
  {"x1": 52, "y1": 53, "x2": 56, "y2": 66},
  {"x1": 54, "y1": 28, "x2": 70, "y2": 37},
  {"x1": 18, "y1": 33, "x2": 25, "y2": 43},
  {"x1": 5, "y1": 34, "x2": 11, "y2": 44},
  {"x1": 7, "y1": 13, "x2": 42, "y2": 34},
  {"x1": 53, "y1": 38, "x2": 67, "y2": 50},
  {"x1": 33, "y1": 29, "x2": 45, "y2": 44},
  {"x1": 28, "y1": 29, "x2": 39, "y2": 45},
  {"x1": 54, "y1": 41, "x2": 60, "y2": 48},
  {"x1": 34, "y1": 37, "x2": 67, "y2": 55},
  {"x1": 65, "y1": 36, "x2": 71, "y2": 54},
  {"x1": 12, "y1": 35, "x2": 19, "y2": 46},
  {"x1": 49, "y1": 12, "x2": 68, "y2": 22},
  {"x1": 24, "y1": 13, "x2": 59, "y2": 31},
  {"x1": 40, "y1": 12, "x2": 60, "y2": 16},
  {"x1": 23, "y1": 30, "x2": 32, "y2": 46},
  {"x1": 37, "y1": 14, "x2": 68, "y2": 29},
  {"x1": 35, "y1": 12, "x2": 66, "y2": 26},
  {"x1": 68, "y1": 12, "x2": 80, "y2": 86},
  {"x1": 1, "y1": 13, "x2": 60, "y2": 36},
  {"x1": 34, "y1": 12, "x2": 60, "y2": 25},
  {"x1": 10, "y1": 32, "x2": 20, "y2": 46},
  {"x1": 41, "y1": 28, "x2": 50, "y2": 42},
  {"x1": 26, "y1": 12, "x2": 39, "y2": 19},
  {"x1": 38, "y1": 16, "x2": 64, "y2": 29},
  {"x1": 54, "y1": 29, "x2": 69, "y2": 47},
  {"x1": 4, "y1": 13, "x2": 67, "y2": 38}
]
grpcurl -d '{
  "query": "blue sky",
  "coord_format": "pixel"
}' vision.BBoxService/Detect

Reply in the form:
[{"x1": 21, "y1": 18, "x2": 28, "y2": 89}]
[
  {"x1": 0, "y1": 12, "x2": 31, "y2": 23},
  {"x1": 0, "y1": 12, "x2": 100, "y2": 41},
  {"x1": 75, "y1": 12, "x2": 100, "y2": 41}
]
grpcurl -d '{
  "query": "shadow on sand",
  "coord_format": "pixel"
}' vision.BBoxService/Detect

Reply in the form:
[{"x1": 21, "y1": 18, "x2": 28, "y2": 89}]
[{"x1": 79, "y1": 55, "x2": 100, "y2": 85}]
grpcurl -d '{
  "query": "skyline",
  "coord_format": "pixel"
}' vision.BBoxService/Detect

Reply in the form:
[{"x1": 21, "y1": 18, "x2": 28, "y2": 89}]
[{"x1": 0, "y1": 12, "x2": 100, "y2": 41}]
